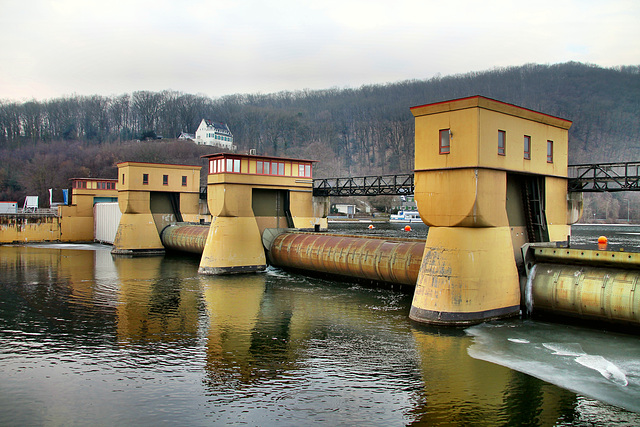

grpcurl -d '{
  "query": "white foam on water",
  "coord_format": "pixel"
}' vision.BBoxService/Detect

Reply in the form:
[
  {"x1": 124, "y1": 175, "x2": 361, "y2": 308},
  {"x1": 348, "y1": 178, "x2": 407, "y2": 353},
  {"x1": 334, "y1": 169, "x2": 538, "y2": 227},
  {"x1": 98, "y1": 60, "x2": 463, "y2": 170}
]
[
  {"x1": 507, "y1": 338, "x2": 530, "y2": 344},
  {"x1": 524, "y1": 264, "x2": 537, "y2": 316}
]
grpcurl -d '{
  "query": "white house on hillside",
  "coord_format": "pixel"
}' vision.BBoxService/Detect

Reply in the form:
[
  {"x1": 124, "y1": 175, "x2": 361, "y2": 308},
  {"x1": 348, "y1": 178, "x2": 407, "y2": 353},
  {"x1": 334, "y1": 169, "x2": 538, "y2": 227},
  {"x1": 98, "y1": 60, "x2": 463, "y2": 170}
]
[{"x1": 195, "y1": 119, "x2": 235, "y2": 150}]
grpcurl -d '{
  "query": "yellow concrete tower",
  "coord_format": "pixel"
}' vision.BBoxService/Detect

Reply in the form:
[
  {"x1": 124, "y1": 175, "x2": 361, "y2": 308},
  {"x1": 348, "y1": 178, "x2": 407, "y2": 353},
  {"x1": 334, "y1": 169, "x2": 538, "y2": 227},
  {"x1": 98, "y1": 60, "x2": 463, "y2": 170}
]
[
  {"x1": 59, "y1": 178, "x2": 118, "y2": 242},
  {"x1": 199, "y1": 153, "x2": 326, "y2": 274},
  {"x1": 112, "y1": 162, "x2": 201, "y2": 255},
  {"x1": 410, "y1": 96, "x2": 572, "y2": 325}
]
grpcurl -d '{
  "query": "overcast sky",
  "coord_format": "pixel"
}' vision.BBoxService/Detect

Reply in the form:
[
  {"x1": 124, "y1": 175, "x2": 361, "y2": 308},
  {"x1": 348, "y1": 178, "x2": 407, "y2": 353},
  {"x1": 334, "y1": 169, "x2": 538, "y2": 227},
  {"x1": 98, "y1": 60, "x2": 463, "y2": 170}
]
[{"x1": 1, "y1": 0, "x2": 638, "y2": 102}]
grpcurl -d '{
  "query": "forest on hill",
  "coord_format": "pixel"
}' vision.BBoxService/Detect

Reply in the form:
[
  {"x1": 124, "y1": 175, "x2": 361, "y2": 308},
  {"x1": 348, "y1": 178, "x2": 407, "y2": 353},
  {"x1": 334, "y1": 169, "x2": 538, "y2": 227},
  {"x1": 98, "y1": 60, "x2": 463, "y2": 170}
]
[{"x1": 1, "y1": 62, "x2": 639, "y2": 220}]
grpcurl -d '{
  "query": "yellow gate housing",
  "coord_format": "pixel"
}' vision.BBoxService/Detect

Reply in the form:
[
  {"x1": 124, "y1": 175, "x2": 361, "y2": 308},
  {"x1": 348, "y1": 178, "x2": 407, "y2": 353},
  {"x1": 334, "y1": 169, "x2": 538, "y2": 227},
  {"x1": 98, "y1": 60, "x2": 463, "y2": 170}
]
[{"x1": 410, "y1": 96, "x2": 574, "y2": 325}]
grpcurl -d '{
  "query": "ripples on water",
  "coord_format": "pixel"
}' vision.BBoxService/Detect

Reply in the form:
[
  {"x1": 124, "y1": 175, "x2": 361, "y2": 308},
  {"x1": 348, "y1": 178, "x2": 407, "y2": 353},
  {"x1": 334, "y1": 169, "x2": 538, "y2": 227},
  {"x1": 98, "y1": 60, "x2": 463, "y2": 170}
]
[{"x1": 0, "y1": 224, "x2": 639, "y2": 425}]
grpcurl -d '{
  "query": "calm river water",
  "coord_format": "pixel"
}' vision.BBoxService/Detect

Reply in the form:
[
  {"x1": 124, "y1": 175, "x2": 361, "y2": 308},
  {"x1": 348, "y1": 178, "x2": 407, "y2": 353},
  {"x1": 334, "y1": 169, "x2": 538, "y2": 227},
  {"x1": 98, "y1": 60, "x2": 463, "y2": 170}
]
[{"x1": 1, "y1": 223, "x2": 639, "y2": 426}]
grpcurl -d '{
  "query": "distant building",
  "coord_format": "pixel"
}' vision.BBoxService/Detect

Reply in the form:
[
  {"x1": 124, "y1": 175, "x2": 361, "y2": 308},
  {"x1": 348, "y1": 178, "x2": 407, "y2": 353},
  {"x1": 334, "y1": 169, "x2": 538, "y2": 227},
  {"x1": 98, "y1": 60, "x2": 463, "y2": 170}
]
[
  {"x1": 178, "y1": 132, "x2": 195, "y2": 141},
  {"x1": 195, "y1": 119, "x2": 236, "y2": 150},
  {"x1": 333, "y1": 203, "x2": 356, "y2": 218}
]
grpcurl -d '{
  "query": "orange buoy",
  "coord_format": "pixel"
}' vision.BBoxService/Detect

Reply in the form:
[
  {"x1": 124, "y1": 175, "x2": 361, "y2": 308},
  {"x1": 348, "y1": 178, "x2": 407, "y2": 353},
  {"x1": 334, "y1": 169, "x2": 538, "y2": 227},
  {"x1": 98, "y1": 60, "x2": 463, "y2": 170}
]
[
  {"x1": 598, "y1": 236, "x2": 608, "y2": 244},
  {"x1": 368, "y1": 224, "x2": 374, "y2": 229},
  {"x1": 404, "y1": 225, "x2": 411, "y2": 232}
]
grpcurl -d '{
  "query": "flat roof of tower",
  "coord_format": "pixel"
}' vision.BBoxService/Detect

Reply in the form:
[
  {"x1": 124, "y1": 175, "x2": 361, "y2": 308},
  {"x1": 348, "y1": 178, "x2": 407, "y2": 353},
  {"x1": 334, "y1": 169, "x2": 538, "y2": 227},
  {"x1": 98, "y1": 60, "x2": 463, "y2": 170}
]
[
  {"x1": 201, "y1": 153, "x2": 317, "y2": 163},
  {"x1": 410, "y1": 95, "x2": 572, "y2": 129}
]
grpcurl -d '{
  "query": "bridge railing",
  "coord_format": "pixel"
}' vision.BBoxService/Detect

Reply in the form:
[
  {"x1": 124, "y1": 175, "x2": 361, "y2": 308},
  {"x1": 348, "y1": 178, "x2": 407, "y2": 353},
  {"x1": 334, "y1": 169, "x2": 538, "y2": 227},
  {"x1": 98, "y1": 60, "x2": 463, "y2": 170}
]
[
  {"x1": 568, "y1": 162, "x2": 640, "y2": 192},
  {"x1": 313, "y1": 174, "x2": 414, "y2": 197},
  {"x1": 281, "y1": 162, "x2": 640, "y2": 198}
]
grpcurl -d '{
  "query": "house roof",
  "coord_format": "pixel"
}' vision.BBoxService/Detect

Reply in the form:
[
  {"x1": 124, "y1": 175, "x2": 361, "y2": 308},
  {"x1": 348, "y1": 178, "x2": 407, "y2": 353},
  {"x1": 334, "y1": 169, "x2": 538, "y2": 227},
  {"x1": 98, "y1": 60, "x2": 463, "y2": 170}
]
[{"x1": 202, "y1": 119, "x2": 232, "y2": 135}]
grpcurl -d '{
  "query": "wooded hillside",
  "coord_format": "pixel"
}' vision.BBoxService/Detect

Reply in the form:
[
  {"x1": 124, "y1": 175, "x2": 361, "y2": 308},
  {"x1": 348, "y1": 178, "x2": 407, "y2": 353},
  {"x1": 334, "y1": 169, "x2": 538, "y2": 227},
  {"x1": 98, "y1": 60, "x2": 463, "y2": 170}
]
[{"x1": 1, "y1": 62, "x2": 639, "y2": 219}]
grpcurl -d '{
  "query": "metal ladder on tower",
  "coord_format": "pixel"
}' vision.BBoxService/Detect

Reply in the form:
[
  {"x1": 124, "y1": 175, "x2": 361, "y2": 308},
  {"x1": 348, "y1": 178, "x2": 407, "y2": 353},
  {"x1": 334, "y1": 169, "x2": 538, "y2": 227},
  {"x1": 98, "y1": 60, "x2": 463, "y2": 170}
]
[{"x1": 523, "y1": 177, "x2": 549, "y2": 243}]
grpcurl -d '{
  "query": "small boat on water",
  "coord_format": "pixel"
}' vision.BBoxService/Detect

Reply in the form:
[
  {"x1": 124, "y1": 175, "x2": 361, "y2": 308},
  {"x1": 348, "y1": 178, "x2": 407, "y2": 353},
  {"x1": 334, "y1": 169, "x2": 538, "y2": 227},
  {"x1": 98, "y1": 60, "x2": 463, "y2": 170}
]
[{"x1": 389, "y1": 210, "x2": 421, "y2": 223}]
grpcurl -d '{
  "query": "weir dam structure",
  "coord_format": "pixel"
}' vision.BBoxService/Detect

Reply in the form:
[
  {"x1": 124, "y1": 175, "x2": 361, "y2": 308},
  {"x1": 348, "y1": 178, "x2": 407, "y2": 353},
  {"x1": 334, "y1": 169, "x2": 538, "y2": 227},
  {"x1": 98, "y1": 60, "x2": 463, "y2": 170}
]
[{"x1": 2, "y1": 96, "x2": 640, "y2": 329}]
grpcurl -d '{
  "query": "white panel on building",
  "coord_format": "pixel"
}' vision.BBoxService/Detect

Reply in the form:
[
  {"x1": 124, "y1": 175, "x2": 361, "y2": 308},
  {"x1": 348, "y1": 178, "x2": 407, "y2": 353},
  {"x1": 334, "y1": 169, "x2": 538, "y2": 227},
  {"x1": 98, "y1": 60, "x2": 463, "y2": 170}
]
[
  {"x1": 0, "y1": 202, "x2": 18, "y2": 213},
  {"x1": 94, "y1": 202, "x2": 122, "y2": 244}
]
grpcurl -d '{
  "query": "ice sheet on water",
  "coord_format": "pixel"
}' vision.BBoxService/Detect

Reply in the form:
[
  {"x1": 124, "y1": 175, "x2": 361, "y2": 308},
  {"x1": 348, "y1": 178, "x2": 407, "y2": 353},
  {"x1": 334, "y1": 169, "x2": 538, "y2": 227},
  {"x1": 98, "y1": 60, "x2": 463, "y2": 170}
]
[
  {"x1": 575, "y1": 355, "x2": 629, "y2": 387},
  {"x1": 542, "y1": 342, "x2": 586, "y2": 356},
  {"x1": 466, "y1": 320, "x2": 640, "y2": 413}
]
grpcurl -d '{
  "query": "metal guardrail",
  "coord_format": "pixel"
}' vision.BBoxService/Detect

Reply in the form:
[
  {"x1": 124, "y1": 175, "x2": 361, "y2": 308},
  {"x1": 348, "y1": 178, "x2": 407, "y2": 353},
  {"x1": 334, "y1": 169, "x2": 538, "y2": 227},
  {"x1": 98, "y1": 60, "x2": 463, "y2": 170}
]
[
  {"x1": 312, "y1": 174, "x2": 414, "y2": 197},
  {"x1": 0, "y1": 208, "x2": 59, "y2": 216},
  {"x1": 567, "y1": 162, "x2": 640, "y2": 192}
]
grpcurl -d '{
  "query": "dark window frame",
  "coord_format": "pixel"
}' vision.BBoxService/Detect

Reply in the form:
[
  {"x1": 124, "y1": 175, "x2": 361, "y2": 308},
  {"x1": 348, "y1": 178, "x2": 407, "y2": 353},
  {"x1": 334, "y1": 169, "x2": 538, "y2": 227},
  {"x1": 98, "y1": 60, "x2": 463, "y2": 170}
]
[
  {"x1": 439, "y1": 129, "x2": 450, "y2": 155},
  {"x1": 498, "y1": 130, "x2": 506, "y2": 156}
]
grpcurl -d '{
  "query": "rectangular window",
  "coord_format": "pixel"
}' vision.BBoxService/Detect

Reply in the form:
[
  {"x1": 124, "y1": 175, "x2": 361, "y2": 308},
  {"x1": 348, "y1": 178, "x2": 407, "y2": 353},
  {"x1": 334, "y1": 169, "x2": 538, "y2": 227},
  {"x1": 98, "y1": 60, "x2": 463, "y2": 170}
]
[
  {"x1": 524, "y1": 135, "x2": 531, "y2": 160},
  {"x1": 122, "y1": 174, "x2": 125, "y2": 185},
  {"x1": 264, "y1": 161, "x2": 270, "y2": 175},
  {"x1": 547, "y1": 140, "x2": 554, "y2": 163},
  {"x1": 439, "y1": 129, "x2": 450, "y2": 154},
  {"x1": 143, "y1": 174, "x2": 149, "y2": 185},
  {"x1": 182, "y1": 176, "x2": 187, "y2": 186},
  {"x1": 299, "y1": 164, "x2": 305, "y2": 176},
  {"x1": 498, "y1": 130, "x2": 506, "y2": 156},
  {"x1": 305, "y1": 164, "x2": 311, "y2": 177},
  {"x1": 233, "y1": 159, "x2": 240, "y2": 173},
  {"x1": 278, "y1": 162, "x2": 285, "y2": 176},
  {"x1": 218, "y1": 158, "x2": 224, "y2": 173},
  {"x1": 226, "y1": 158, "x2": 233, "y2": 172},
  {"x1": 257, "y1": 161, "x2": 263, "y2": 174},
  {"x1": 163, "y1": 175, "x2": 168, "y2": 185}
]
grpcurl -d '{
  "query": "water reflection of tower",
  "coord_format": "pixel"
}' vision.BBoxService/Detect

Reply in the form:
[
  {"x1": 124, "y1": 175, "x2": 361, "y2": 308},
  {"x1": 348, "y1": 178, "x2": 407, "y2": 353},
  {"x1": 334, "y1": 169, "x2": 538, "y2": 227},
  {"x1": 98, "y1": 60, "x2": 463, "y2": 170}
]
[
  {"x1": 113, "y1": 256, "x2": 200, "y2": 343},
  {"x1": 409, "y1": 327, "x2": 574, "y2": 424},
  {"x1": 201, "y1": 274, "x2": 270, "y2": 386}
]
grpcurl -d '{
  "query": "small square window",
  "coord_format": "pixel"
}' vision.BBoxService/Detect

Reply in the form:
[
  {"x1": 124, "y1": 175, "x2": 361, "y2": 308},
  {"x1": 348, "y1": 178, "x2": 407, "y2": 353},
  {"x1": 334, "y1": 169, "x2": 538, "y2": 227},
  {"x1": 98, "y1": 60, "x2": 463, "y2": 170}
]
[
  {"x1": 547, "y1": 140, "x2": 554, "y2": 163},
  {"x1": 439, "y1": 129, "x2": 450, "y2": 154},
  {"x1": 524, "y1": 135, "x2": 531, "y2": 160},
  {"x1": 498, "y1": 130, "x2": 506, "y2": 156},
  {"x1": 182, "y1": 176, "x2": 187, "y2": 186},
  {"x1": 143, "y1": 174, "x2": 149, "y2": 185},
  {"x1": 163, "y1": 174, "x2": 168, "y2": 185}
]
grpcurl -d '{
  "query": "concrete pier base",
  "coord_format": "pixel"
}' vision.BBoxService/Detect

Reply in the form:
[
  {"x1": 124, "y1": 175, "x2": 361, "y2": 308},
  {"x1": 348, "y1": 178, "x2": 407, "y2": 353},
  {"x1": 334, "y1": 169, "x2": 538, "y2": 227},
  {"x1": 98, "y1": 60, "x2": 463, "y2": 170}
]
[
  {"x1": 409, "y1": 226, "x2": 520, "y2": 325},
  {"x1": 112, "y1": 212, "x2": 164, "y2": 255},
  {"x1": 198, "y1": 216, "x2": 267, "y2": 275}
]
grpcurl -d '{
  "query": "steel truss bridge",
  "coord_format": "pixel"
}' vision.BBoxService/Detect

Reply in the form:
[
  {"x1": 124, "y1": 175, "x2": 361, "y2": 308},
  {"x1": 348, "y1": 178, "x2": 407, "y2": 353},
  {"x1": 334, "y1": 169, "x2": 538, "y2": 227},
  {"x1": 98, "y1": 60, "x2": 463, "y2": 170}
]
[{"x1": 312, "y1": 162, "x2": 640, "y2": 197}]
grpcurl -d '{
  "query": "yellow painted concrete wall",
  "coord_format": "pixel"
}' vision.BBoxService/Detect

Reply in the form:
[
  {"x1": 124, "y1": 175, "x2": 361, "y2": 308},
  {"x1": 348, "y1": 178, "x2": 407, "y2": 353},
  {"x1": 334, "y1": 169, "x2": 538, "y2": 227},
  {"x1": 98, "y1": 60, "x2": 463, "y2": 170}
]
[
  {"x1": 0, "y1": 215, "x2": 61, "y2": 243},
  {"x1": 546, "y1": 176, "x2": 572, "y2": 241},
  {"x1": 477, "y1": 108, "x2": 568, "y2": 176},
  {"x1": 414, "y1": 107, "x2": 479, "y2": 171},
  {"x1": 415, "y1": 168, "x2": 509, "y2": 227},
  {"x1": 118, "y1": 162, "x2": 201, "y2": 193},
  {"x1": 412, "y1": 96, "x2": 570, "y2": 176}
]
